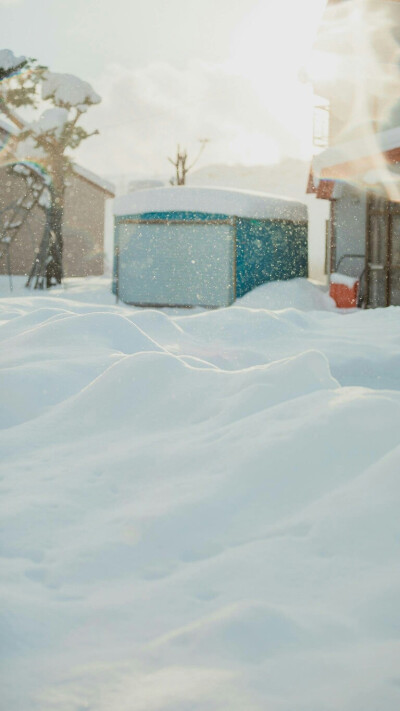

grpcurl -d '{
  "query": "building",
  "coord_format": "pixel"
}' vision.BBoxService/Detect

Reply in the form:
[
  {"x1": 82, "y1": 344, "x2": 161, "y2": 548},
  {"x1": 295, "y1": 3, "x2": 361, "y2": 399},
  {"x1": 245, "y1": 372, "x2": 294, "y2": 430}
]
[
  {"x1": 0, "y1": 119, "x2": 114, "y2": 279},
  {"x1": 307, "y1": 0, "x2": 400, "y2": 307},
  {"x1": 113, "y1": 186, "x2": 308, "y2": 308}
]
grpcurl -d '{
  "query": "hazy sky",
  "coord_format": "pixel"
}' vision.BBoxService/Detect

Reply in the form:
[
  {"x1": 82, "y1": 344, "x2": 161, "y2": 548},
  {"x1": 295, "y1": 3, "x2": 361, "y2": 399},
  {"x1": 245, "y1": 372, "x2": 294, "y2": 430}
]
[{"x1": 1, "y1": 0, "x2": 327, "y2": 178}]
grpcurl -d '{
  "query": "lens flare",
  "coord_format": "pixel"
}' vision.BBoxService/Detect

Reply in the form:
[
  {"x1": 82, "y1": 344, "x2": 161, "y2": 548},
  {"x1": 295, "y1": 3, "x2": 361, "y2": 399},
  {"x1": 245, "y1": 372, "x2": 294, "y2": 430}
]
[
  {"x1": 0, "y1": 159, "x2": 53, "y2": 190},
  {"x1": 311, "y1": 0, "x2": 400, "y2": 200}
]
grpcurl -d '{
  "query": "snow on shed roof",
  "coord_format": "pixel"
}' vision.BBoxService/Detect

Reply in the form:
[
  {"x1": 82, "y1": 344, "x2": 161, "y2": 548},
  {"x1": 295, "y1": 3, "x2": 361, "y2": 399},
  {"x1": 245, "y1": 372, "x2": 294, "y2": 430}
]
[{"x1": 114, "y1": 186, "x2": 307, "y2": 221}]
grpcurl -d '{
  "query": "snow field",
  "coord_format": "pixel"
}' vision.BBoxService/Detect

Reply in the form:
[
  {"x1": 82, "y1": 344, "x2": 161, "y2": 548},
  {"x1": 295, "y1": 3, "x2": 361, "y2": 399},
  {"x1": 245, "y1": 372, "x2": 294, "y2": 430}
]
[{"x1": 1, "y1": 276, "x2": 400, "y2": 711}]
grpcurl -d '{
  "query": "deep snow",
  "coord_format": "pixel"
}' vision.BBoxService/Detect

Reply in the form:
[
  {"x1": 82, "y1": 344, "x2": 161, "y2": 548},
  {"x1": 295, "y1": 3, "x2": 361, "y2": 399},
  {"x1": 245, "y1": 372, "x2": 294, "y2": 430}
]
[{"x1": 1, "y1": 276, "x2": 400, "y2": 711}]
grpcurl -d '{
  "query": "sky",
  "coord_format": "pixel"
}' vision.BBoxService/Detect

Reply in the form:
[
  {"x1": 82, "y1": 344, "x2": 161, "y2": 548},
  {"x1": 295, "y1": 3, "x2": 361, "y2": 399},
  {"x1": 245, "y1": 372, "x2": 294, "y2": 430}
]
[{"x1": 1, "y1": 0, "x2": 327, "y2": 179}]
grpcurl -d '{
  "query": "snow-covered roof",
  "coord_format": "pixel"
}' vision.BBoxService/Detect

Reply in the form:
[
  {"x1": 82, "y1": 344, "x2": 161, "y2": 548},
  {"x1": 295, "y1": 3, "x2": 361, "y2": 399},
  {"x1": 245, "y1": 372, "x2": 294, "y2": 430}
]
[
  {"x1": 114, "y1": 186, "x2": 308, "y2": 221},
  {"x1": 73, "y1": 164, "x2": 115, "y2": 196},
  {"x1": 314, "y1": 126, "x2": 400, "y2": 174}
]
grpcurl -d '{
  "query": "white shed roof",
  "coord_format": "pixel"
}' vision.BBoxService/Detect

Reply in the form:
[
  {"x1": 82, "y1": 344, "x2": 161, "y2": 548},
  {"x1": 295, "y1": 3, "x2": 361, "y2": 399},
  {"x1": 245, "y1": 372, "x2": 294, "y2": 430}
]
[{"x1": 114, "y1": 186, "x2": 307, "y2": 221}]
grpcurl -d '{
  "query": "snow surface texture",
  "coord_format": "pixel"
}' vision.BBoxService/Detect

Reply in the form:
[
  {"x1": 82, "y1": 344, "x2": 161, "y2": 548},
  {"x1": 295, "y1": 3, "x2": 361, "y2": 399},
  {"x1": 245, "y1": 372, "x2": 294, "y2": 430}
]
[
  {"x1": 1, "y1": 276, "x2": 400, "y2": 711},
  {"x1": 114, "y1": 186, "x2": 308, "y2": 221},
  {"x1": 42, "y1": 71, "x2": 101, "y2": 112}
]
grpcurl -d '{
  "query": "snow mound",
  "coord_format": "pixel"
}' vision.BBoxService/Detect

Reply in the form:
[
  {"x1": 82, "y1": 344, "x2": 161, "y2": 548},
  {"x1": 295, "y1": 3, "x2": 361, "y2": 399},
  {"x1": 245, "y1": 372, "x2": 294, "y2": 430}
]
[
  {"x1": 1, "y1": 276, "x2": 400, "y2": 711},
  {"x1": 0, "y1": 307, "x2": 73, "y2": 342},
  {"x1": 0, "y1": 310, "x2": 165, "y2": 427},
  {"x1": 238, "y1": 277, "x2": 335, "y2": 311},
  {"x1": 0, "y1": 311, "x2": 163, "y2": 364},
  {"x1": 127, "y1": 308, "x2": 188, "y2": 345},
  {"x1": 22, "y1": 349, "x2": 336, "y2": 438}
]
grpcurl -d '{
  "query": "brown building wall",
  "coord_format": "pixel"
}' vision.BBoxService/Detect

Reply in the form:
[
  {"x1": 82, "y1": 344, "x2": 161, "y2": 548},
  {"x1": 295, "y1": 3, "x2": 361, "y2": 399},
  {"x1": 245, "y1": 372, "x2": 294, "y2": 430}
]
[
  {"x1": 63, "y1": 171, "x2": 107, "y2": 277},
  {"x1": 0, "y1": 166, "x2": 111, "y2": 278}
]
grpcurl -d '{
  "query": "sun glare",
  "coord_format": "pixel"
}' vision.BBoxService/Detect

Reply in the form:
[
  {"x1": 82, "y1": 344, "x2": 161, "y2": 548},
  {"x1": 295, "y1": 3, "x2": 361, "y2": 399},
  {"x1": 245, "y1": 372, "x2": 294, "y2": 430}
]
[
  {"x1": 229, "y1": 0, "x2": 327, "y2": 86},
  {"x1": 224, "y1": 0, "x2": 327, "y2": 164}
]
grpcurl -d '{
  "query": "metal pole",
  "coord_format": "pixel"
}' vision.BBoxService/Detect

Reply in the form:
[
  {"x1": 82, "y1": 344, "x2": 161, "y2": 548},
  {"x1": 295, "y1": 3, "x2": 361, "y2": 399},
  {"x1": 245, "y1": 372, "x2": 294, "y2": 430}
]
[
  {"x1": 6, "y1": 244, "x2": 13, "y2": 292},
  {"x1": 115, "y1": 237, "x2": 120, "y2": 304}
]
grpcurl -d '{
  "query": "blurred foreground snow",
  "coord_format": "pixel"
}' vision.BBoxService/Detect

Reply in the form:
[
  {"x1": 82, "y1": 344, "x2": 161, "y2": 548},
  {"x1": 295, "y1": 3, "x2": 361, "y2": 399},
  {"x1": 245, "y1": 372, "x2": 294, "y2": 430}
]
[{"x1": 1, "y1": 276, "x2": 400, "y2": 711}]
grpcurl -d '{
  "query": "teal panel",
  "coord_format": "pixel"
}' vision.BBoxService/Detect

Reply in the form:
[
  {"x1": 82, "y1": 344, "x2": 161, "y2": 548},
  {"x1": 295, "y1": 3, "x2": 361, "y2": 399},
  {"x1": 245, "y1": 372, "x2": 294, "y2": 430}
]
[
  {"x1": 235, "y1": 219, "x2": 308, "y2": 297},
  {"x1": 115, "y1": 211, "x2": 232, "y2": 223},
  {"x1": 116, "y1": 221, "x2": 235, "y2": 307},
  {"x1": 112, "y1": 218, "x2": 119, "y2": 295}
]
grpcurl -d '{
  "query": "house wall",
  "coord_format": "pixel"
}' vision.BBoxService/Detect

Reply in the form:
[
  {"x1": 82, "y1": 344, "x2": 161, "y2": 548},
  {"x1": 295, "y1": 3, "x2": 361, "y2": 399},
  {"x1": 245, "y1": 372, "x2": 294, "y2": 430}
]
[
  {"x1": 0, "y1": 168, "x2": 45, "y2": 276},
  {"x1": 366, "y1": 196, "x2": 400, "y2": 308},
  {"x1": 331, "y1": 185, "x2": 367, "y2": 278},
  {"x1": 0, "y1": 166, "x2": 108, "y2": 277},
  {"x1": 63, "y1": 172, "x2": 106, "y2": 277}
]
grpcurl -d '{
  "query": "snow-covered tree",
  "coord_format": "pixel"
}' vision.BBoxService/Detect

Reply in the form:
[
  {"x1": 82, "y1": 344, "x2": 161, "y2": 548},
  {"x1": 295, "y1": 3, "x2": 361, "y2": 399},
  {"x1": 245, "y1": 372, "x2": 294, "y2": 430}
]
[
  {"x1": 0, "y1": 51, "x2": 46, "y2": 128},
  {"x1": 0, "y1": 49, "x2": 27, "y2": 81},
  {"x1": 0, "y1": 51, "x2": 100, "y2": 286}
]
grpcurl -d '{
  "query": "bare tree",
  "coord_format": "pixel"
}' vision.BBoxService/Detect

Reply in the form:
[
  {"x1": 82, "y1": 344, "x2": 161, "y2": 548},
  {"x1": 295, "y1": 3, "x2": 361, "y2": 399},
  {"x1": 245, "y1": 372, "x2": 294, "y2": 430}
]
[{"x1": 168, "y1": 139, "x2": 209, "y2": 185}]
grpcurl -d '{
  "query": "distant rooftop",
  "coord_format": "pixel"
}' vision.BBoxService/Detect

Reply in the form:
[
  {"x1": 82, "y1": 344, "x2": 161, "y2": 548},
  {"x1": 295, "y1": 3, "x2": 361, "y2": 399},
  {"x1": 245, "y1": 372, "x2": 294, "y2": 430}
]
[
  {"x1": 72, "y1": 164, "x2": 115, "y2": 196},
  {"x1": 0, "y1": 112, "x2": 115, "y2": 196}
]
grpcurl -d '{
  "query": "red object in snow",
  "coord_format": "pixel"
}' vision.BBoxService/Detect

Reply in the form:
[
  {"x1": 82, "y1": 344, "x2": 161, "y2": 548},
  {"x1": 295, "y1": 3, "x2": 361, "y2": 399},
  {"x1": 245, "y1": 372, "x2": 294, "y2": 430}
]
[{"x1": 330, "y1": 280, "x2": 359, "y2": 308}]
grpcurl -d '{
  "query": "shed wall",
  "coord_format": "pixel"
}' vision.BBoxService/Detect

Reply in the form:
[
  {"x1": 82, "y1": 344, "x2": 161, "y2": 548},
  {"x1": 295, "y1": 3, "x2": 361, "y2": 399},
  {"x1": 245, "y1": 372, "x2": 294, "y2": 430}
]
[
  {"x1": 235, "y1": 218, "x2": 308, "y2": 297},
  {"x1": 114, "y1": 210, "x2": 308, "y2": 306},
  {"x1": 115, "y1": 218, "x2": 235, "y2": 307}
]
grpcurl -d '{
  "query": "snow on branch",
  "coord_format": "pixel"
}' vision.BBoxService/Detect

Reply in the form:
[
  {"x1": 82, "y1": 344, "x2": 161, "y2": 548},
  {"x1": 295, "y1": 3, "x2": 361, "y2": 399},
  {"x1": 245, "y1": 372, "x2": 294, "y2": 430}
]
[
  {"x1": 0, "y1": 49, "x2": 26, "y2": 73},
  {"x1": 29, "y1": 108, "x2": 69, "y2": 138},
  {"x1": 42, "y1": 71, "x2": 100, "y2": 112}
]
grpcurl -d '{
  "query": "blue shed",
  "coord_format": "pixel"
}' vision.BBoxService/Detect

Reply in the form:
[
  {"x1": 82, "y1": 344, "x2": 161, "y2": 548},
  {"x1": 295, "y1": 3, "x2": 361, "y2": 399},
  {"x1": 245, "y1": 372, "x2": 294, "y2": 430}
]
[{"x1": 113, "y1": 187, "x2": 308, "y2": 307}]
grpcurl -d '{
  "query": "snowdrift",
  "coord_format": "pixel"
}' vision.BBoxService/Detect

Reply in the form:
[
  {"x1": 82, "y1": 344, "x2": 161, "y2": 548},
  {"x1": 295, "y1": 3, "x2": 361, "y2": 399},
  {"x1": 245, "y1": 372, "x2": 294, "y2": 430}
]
[{"x1": 1, "y1": 276, "x2": 400, "y2": 711}]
